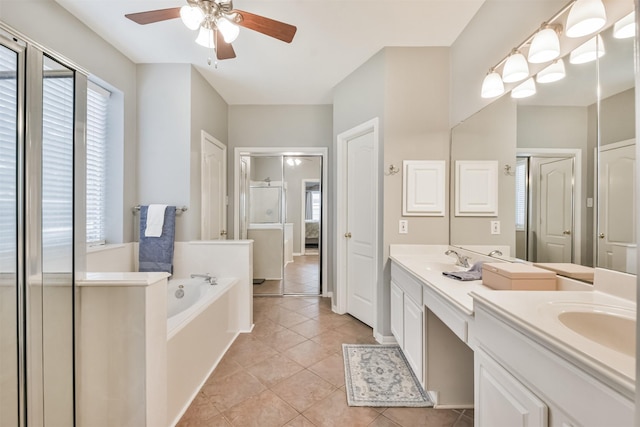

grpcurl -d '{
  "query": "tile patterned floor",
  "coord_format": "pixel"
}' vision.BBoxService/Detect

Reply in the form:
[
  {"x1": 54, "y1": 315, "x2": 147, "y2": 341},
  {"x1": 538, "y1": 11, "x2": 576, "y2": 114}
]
[
  {"x1": 254, "y1": 255, "x2": 321, "y2": 296},
  {"x1": 177, "y1": 296, "x2": 474, "y2": 427}
]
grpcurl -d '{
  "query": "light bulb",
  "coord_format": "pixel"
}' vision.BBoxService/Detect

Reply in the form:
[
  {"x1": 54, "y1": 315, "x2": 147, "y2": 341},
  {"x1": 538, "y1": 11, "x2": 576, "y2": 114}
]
[
  {"x1": 536, "y1": 59, "x2": 566, "y2": 83},
  {"x1": 565, "y1": 0, "x2": 606, "y2": 38},
  {"x1": 528, "y1": 27, "x2": 560, "y2": 63},
  {"x1": 502, "y1": 52, "x2": 529, "y2": 83},
  {"x1": 511, "y1": 78, "x2": 536, "y2": 99},
  {"x1": 481, "y1": 71, "x2": 505, "y2": 98},
  {"x1": 217, "y1": 17, "x2": 240, "y2": 43},
  {"x1": 195, "y1": 26, "x2": 214, "y2": 48},
  {"x1": 569, "y1": 34, "x2": 605, "y2": 64},
  {"x1": 180, "y1": 5, "x2": 204, "y2": 30}
]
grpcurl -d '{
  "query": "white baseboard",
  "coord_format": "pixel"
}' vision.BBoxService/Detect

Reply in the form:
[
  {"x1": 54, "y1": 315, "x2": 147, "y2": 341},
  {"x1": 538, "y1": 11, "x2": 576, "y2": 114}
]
[{"x1": 374, "y1": 332, "x2": 397, "y2": 345}]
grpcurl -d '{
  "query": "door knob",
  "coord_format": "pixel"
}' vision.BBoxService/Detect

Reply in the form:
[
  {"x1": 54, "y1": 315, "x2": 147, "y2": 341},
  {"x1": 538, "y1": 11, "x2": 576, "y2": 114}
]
[
  {"x1": 220, "y1": 230, "x2": 227, "y2": 236},
  {"x1": 563, "y1": 230, "x2": 571, "y2": 235},
  {"x1": 344, "y1": 232, "x2": 352, "y2": 238},
  {"x1": 599, "y1": 233, "x2": 605, "y2": 239}
]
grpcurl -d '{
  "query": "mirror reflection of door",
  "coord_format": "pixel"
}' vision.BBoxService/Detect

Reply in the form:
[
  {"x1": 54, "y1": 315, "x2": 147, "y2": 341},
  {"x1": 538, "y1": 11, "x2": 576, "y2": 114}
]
[
  {"x1": 597, "y1": 140, "x2": 636, "y2": 274},
  {"x1": 240, "y1": 154, "x2": 323, "y2": 296},
  {"x1": 517, "y1": 155, "x2": 575, "y2": 263}
]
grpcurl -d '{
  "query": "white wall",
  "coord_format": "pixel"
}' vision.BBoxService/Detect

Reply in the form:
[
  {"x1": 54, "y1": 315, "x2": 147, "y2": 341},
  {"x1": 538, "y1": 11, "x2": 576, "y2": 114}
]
[
  {"x1": 0, "y1": 0, "x2": 139, "y2": 242},
  {"x1": 137, "y1": 64, "x2": 229, "y2": 242}
]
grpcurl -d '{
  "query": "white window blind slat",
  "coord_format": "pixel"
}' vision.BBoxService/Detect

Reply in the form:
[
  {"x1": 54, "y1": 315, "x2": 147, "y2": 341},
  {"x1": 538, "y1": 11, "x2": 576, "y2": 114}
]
[{"x1": 86, "y1": 81, "x2": 109, "y2": 245}]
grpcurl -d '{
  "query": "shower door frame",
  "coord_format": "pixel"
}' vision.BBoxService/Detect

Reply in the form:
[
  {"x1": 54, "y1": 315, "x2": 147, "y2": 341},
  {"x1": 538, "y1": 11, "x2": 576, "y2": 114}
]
[{"x1": 234, "y1": 147, "x2": 328, "y2": 297}]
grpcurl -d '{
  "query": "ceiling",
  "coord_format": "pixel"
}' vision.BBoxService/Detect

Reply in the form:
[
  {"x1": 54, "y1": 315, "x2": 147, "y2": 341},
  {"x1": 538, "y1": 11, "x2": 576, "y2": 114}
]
[{"x1": 53, "y1": 0, "x2": 485, "y2": 105}]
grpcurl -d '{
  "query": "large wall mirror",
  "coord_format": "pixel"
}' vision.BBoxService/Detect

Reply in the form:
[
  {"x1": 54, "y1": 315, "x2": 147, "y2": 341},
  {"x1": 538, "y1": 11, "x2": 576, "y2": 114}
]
[{"x1": 450, "y1": 4, "x2": 635, "y2": 276}]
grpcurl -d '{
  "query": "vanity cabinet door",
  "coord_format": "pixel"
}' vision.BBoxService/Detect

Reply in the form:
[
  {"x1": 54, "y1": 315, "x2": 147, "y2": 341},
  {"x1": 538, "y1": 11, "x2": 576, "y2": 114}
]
[
  {"x1": 403, "y1": 295, "x2": 424, "y2": 382},
  {"x1": 476, "y1": 348, "x2": 548, "y2": 427},
  {"x1": 390, "y1": 281, "x2": 404, "y2": 348}
]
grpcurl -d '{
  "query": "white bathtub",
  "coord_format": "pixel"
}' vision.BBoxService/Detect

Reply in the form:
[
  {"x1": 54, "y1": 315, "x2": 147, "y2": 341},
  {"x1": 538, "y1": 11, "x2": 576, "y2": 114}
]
[{"x1": 166, "y1": 276, "x2": 240, "y2": 426}]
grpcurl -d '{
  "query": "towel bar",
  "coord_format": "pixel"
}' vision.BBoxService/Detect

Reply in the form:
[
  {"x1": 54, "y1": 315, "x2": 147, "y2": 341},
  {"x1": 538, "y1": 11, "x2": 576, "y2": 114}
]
[{"x1": 132, "y1": 205, "x2": 188, "y2": 215}]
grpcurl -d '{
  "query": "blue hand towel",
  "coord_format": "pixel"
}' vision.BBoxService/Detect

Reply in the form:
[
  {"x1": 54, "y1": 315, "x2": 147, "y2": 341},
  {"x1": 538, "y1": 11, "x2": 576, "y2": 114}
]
[
  {"x1": 442, "y1": 261, "x2": 484, "y2": 281},
  {"x1": 139, "y1": 205, "x2": 176, "y2": 274}
]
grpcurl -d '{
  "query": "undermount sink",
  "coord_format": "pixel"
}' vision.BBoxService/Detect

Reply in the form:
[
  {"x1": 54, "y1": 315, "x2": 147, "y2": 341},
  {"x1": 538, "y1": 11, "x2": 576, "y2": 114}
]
[
  {"x1": 424, "y1": 262, "x2": 464, "y2": 272},
  {"x1": 542, "y1": 302, "x2": 636, "y2": 357}
]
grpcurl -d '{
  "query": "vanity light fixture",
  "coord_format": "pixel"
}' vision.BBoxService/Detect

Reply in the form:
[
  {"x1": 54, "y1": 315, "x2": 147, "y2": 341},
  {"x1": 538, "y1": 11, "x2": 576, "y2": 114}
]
[
  {"x1": 502, "y1": 51, "x2": 529, "y2": 83},
  {"x1": 569, "y1": 34, "x2": 605, "y2": 64},
  {"x1": 511, "y1": 78, "x2": 536, "y2": 98},
  {"x1": 565, "y1": 0, "x2": 606, "y2": 38},
  {"x1": 536, "y1": 58, "x2": 566, "y2": 83},
  {"x1": 528, "y1": 26, "x2": 562, "y2": 63},
  {"x1": 481, "y1": 70, "x2": 505, "y2": 98},
  {"x1": 613, "y1": 12, "x2": 635, "y2": 39}
]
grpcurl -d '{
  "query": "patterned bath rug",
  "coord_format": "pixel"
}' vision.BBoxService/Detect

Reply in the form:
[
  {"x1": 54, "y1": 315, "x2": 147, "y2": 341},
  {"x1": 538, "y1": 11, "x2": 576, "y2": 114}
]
[{"x1": 342, "y1": 344, "x2": 432, "y2": 407}]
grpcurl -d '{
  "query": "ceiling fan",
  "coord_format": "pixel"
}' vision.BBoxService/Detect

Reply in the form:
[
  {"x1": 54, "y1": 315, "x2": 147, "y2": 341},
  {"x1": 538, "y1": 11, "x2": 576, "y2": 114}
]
[{"x1": 125, "y1": 0, "x2": 297, "y2": 60}]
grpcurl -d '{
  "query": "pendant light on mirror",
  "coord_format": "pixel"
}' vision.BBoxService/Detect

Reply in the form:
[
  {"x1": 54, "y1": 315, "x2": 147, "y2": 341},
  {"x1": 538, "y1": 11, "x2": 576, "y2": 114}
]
[
  {"x1": 565, "y1": 0, "x2": 606, "y2": 38},
  {"x1": 528, "y1": 25, "x2": 561, "y2": 63},
  {"x1": 511, "y1": 78, "x2": 536, "y2": 99},
  {"x1": 613, "y1": 12, "x2": 635, "y2": 39},
  {"x1": 536, "y1": 58, "x2": 566, "y2": 83},
  {"x1": 481, "y1": 70, "x2": 505, "y2": 98},
  {"x1": 502, "y1": 51, "x2": 529, "y2": 83},
  {"x1": 569, "y1": 34, "x2": 605, "y2": 64}
]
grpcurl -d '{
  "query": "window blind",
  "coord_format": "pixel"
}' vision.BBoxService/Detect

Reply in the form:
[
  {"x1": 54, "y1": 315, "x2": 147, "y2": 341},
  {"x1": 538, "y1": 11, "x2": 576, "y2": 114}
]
[{"x1": 86, "y1": 81, "x2": 109, "y2": 245}]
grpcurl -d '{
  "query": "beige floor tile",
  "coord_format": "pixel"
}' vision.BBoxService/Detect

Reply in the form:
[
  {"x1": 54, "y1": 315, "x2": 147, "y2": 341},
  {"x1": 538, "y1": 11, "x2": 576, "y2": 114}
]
[
  {"x1": 279, "y1": 297, "x2": 317, "y2": 311},
  {"x1": 208, "y1": 356, "x2": 243, "y2": 383},
  {"x1": 224, "y1": 336, "x2": 278, "y2": 367},
  {"x1": 246, "y1": 353, "x2": 305, "y2": 388},
  {"x1": 269, "y1": 309, "x2": 311, "y2": 328},
  {"x1": 367, "y1": 415, "x2": 403, "y2": 426},
  {"x1": 201, "y1": 370, "x2": 266, "y2": 411},
  {"x1": 259, "y1": 328, "x2": 308, "y2": 351},
  {"x1": 310, "y1": 330, "x2": 355, "y2": 354},
  {"x1": 223, "y1": 390, "x2": 298, "y2": 427},
  {"x1": 338, "y1": 316, "x2": 377, "y2": 339},
  {"x1": 177, "y1": 413, "x2": 232, "y2": 427},
  {"x1": 285, "y1": 415, "x2": 318, "y2": 426},
  {"x1": 288, "y1": 318, "x2": 331, "y2": 339},
  {"x1": 271, "y1": 370, "x2": 335, "y2": 412},
  {"x1": 250, "y1": 318, "x2": 287, "y2": 340},
  {"x1": 308, "y1": 353, "x2": 346, "y2": 388},
  {"x1": 283, "y1": 340, "x2": 335, "y2": 367},
  {"x1": 303, "y1": 388, "x2": 380, "y2": 427},
  {"x1": 382, "y1": 407, "x2": 461, "y2": 427},
  {"x1": 176, "y1": 391, "x2": 220, "y2": 425}
]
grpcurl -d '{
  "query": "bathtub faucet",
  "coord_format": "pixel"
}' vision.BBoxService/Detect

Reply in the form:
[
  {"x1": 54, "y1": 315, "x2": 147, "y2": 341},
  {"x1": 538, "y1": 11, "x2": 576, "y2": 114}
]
[
  {"x1": 445, "y1": 250, "x2": 471, "y2": 268},
  {"x1": 190, "y1": 273, "x2": 217, "y2": 285}
]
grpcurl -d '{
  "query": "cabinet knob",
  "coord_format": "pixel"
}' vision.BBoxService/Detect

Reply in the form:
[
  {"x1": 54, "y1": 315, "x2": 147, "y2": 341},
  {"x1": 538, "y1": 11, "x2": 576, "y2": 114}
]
[
  {"x1": 563, "y1": 230, "x2": 571, "y2": 235},
  {"x1": 344, "y1": 232, "x2": 352, "y2": 238},
  {"x1": 599, "y1": 233, "x2": 605, "y2": 239},
  {"x1": 220, "y1": 230, "x2": 227, "y2": 236}
]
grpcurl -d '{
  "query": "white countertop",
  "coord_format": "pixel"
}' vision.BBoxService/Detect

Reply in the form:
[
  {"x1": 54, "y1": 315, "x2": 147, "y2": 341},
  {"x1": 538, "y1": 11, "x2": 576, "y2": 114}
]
[
  {"x1": 471, "y1": 288, "x2": 636, "y2": 397},
  {"x1": 390, "y1": 246, "x2": 490, "y2": 316}
]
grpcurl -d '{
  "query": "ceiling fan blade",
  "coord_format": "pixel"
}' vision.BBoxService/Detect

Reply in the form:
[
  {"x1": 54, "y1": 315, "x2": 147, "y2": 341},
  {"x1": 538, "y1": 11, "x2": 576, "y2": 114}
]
[
  {"x1": 234, "y1": 10, "x2": 297, "y2": 43},
  {"x1": 125, "y1": 7, "x2": 181, "y2": 25},
  {"x1": 215, "y1": 30, "x2": 237, "y2": 60}
]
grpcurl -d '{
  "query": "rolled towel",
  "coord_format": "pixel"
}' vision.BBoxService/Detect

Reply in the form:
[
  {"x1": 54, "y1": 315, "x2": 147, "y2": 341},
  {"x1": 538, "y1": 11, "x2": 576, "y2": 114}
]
[
  {"x1": 145, "y1": 204, "x2": 167, "y2": 237},
  {"x1": 442, "y1": 261, "x2": 485, "y2": 281}
]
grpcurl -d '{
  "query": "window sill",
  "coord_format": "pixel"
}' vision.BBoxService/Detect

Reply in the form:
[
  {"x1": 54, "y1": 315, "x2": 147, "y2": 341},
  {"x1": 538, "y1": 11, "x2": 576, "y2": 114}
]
[{"x1": 87, "y1": 243, "x2": 127, "y2": 254}]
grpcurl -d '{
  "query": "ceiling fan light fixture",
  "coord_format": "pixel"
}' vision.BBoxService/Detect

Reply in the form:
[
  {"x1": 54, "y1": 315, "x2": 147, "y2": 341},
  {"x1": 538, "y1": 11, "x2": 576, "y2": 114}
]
[
  {"x1": 180, "y1": 5, "x2": 205, "y2": 30},
  {"x1": 217, "y1": 17, "x2": 240, "y2": 43},
  {"x1": 569, "y1": 34, "x2": 604, "y2": 64},
  {"x1": 195, "y1": 26, "x2": 215, "y2": 48},
  {"x1": 536, "y1": 58, "x2": 566, "y2": 83},
  {"x1": 565, "y1": 0, "x2": 606, "y2": 38},
  {"x1": 528, "y1": 27, "x2": 561, "y2": 63}
]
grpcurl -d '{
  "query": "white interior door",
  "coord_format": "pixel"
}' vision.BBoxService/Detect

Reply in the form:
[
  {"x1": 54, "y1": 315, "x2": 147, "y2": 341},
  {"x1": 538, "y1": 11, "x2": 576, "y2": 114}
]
[
  {"x1": 201, "y1": 132, "x2": 227, "y2": 240},
  {"x1": 345, "y1": 129, "x2": 377, "y2": 327},
  {"x1": 598, "y1": 140, "x2": 636, "y2": 273},
  {"x1": 536, "y1": 157, "x2": 573, "y2": 262}
]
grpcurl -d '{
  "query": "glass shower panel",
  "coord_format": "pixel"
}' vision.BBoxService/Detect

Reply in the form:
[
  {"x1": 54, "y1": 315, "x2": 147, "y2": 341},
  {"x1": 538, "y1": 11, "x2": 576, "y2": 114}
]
[
  {"x1": 0, "y1": 43, "x2": 19, "y2": 427},
  {"x1": 40, "y1": 55, "x2": 74, "y2": 426}
]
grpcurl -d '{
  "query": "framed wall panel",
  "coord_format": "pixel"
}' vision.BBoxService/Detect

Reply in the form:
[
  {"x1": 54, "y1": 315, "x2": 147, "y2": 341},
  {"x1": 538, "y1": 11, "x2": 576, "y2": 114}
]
[
  {"x1": 455, "y1": 160, "x2": 498, "y2": 216},
  {"x1": 402, "y1": 160, "x2": 446, "y2": 216}
]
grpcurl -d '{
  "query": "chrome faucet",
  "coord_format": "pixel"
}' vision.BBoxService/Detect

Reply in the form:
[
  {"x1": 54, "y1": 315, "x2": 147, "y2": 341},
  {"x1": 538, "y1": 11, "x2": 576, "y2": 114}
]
[
  {"x1": 190, "y1": 273, "x2": 217, "y2": 285},
  {"x1": 488, "y1": 250, "x2": 503, "y2": 257},
  {"x1": 445, "y1": 250, "x2": 471, "y2": 268}
]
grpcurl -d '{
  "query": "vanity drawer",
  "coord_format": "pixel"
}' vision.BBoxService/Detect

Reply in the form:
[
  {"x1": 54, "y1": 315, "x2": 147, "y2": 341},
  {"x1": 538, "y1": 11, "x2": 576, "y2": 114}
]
[
  {"x1": 423, "y1": 285, "x2": 468, "y2": 343},
  {"x1": 390, "y1": 262, "x2": 423, "y2": 305}
]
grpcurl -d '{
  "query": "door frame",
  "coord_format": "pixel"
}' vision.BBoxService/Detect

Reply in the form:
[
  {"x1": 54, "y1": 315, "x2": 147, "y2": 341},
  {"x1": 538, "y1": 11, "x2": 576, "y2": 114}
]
[
  {"x1": 300, "y1": 178, "x2": 320, "y2": 256},
  {"x1": 201, "y1": 130, "x2": 227, "y2": 240},
  {"x1": 517, "y1": 147, "x2": 582, "y2": 264},
  {"x1": 233, "y1": 147, "x2": 329, "y2": 296},
  {"x1": 335, "y1": 118, "x2": 380, "y2": 334}
]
